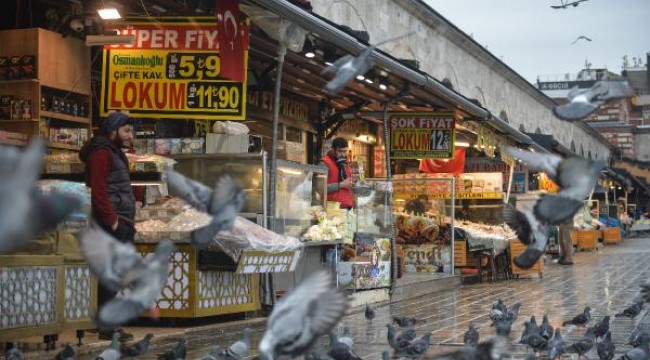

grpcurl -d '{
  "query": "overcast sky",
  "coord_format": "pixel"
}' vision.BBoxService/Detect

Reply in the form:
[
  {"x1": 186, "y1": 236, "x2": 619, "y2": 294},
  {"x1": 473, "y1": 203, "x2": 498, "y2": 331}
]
[{"x1": 423, "y1": 0, "x2": 650, "y2": 84}]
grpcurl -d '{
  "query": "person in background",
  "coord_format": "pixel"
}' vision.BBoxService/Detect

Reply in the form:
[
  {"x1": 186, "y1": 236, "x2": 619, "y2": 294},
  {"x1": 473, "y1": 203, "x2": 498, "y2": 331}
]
[
  {"x1": 558, "y1": 217, "x2": 574, "y2": 266},
  {"x1": 79, "y1": 112, "x2": 141, "y2": 341},
  {"x1": 456, "y1": 204, "x2": 471, "y2": 221},
  {"x1": 320, "y1": 137, "x2": 354, "y2": 209}
]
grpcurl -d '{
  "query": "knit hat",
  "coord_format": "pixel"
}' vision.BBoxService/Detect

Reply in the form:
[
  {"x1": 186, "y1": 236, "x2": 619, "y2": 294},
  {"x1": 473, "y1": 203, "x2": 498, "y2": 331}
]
[
  {"x1": 100, "y1": 112, "x2": 133, "y2": 135},
  {"x1": 331, "y1": 137, "x2": 348, "y2": 149}
]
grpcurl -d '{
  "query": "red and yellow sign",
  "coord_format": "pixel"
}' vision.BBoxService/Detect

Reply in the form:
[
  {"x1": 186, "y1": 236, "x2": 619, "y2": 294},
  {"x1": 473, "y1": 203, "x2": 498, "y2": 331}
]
[
  {"x1": 100, "y1": 17, "x2": 249, "y2": 120},
  {"x1": 389, "y1": 112, "x2": 455, "y2": 159}
]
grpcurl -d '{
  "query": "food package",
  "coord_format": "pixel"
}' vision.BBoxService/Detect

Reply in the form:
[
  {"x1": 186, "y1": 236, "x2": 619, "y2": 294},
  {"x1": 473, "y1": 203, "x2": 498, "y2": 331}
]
[
  {"x1": 213, "y1": 216, "x2": 303, "y2": 260},
  {"x1": 154, "y1": 139, "x2": 170, "y2": 155},
  {"x1": 213, "y1": 120, "x2": 250, "y2": 134}
]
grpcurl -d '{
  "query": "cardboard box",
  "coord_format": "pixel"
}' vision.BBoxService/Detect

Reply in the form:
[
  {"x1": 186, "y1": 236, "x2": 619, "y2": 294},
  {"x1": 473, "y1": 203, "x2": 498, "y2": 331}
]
[
  {"x1": 277, "y1": 140, "x2": 304, "y2": 162},
  {"x1": 205, "y1": 133, "x2": 248, "y2": 154}
]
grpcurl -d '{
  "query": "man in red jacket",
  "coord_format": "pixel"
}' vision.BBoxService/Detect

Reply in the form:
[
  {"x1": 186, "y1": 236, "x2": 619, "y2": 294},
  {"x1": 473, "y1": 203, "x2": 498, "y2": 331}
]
[
  {"x1": 320, "y1": 137, "x2": 354, "y2": 209},
  {"x1": 79, "y1": 112, "x2": 137, "y2": 341}
]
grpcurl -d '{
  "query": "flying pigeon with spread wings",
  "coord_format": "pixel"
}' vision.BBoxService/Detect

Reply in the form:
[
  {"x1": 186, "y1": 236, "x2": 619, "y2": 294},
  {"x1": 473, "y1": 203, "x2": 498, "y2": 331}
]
[{"x1": 572, "y1": 35, "x2": 592, "y2": 45}]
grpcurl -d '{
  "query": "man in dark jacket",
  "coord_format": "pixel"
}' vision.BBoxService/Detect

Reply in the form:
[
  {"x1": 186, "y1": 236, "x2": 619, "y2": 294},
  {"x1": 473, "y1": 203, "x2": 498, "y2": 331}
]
[{"x1": 79, "y1": 112, "x2": 136, "y2": 341}]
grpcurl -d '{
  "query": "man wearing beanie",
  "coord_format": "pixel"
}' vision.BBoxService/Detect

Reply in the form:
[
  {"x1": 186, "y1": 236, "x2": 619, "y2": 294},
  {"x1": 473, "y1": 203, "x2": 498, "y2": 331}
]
[
  {"x1": 320, "y1": 137, "x2": 354, "y2": 209},
  {"x1": 79, "y1": 112, "x2": 136, "y2": 341}
]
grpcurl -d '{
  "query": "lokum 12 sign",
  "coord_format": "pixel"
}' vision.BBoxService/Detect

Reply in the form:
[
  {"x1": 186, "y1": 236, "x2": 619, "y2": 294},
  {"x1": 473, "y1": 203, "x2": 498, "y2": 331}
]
[
  {"x1": 389, "y1": 112, "x2": 455, "y2": 159},
  {"x1": 100, "y1": 17, "x2": 249, "y2": 120}
]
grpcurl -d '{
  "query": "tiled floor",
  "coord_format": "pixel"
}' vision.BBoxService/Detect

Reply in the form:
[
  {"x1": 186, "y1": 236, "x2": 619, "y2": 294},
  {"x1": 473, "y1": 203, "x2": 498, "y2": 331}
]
[{"x1": 11, "y1": 237, "x2": 650, "y2": 359}]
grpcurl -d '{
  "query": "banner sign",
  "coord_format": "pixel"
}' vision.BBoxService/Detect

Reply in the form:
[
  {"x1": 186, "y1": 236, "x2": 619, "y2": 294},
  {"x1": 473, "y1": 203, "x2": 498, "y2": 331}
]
[
  {"x1": 393, "y1": 172, "x2": 503, "y2": 199},
  {"x1": 100, "y1": 17, "x2": 250, "y2": 120},
  {"x1": 389, "y1": 112, "x2": 455, "y2": 159}
]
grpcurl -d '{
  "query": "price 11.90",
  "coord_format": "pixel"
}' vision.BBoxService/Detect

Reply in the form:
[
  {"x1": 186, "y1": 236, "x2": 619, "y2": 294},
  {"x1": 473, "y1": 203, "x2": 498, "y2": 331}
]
[{"x1": 187, "y1": 82, "x2": 243, "y2": 111}]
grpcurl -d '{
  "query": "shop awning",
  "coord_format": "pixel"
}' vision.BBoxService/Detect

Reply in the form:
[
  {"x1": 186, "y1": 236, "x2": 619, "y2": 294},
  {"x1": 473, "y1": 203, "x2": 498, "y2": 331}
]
[
  {"x1": 604, "y1": 168, "x2": 634, "y2": 192},
  {"x1": 243, "y1": 0, "x2": 548, "y2": 153},
  {"x1": 525, "y1": 133, "x2": 575, "y2": 157}
]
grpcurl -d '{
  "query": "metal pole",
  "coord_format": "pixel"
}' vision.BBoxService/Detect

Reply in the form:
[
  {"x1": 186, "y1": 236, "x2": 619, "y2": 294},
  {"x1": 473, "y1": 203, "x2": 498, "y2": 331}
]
[
  {"x1": 382, "y1": 101, "x2": 397, "y2": 293},
  {"x1": 505, "y1": 162, "x2": 515, "y2": 204},
  {"x1": 269, "y1": 43, "x2": 287, "y2": 230}
]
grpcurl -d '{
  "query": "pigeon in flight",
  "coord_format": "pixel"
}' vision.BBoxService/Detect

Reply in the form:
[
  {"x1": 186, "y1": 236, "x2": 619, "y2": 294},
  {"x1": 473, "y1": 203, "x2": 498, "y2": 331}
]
[
  {"x1": 96, "y1": 240, "x2": 173, "y2": 330},
  {"x1": 572, "y1": 35, "x2": 592, "y2": 45},
  {"x1": 503, "y1": 147, "x2": 606, "y2": 225},
  {"x1": 0, "y1": 138, "x2": 81, "y2": 254},
  {"x1": 259, "y1": 270, "x2": 348, "y2": 360},
  {"x1": 322, "y1": 32, "x2": 415, "y2": 94},
  {"x1": 503, "y1": 204, "x2": 549, "y2": 269},
  {"x1": 165, "y1": 170, "x2": 246, "y2": 250},
  {"x1": 551, "y1": 0, "x2": 589, "y2": 9},
  {"x1": 553, "y1": 80, "x2": 635, "y2": 121}
]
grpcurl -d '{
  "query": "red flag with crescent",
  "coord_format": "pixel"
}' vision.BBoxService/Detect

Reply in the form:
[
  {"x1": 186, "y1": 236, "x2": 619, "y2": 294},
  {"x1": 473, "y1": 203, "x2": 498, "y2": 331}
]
[
  {"x1": 419, "y1": 148, "x2": 466, "y2": 175},
  {"x1": 215, "y1": 0, "x2": 248, "y2": 81}
]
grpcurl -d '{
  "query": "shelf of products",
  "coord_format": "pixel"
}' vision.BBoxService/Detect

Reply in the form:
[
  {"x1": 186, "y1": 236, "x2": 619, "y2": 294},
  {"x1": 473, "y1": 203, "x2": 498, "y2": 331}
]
[{"x1": 0, "y1": 28, "x2": 91, "y2": 152}]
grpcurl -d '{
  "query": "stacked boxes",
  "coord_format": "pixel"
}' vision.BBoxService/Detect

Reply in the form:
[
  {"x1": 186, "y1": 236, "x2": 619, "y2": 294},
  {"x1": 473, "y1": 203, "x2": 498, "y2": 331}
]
[
  {"x1": 49, "y1": 127, "x2": 89, "y2": 147},
  {"x1": 133, "y1": 138, "x2": 205, "y2": 155}
]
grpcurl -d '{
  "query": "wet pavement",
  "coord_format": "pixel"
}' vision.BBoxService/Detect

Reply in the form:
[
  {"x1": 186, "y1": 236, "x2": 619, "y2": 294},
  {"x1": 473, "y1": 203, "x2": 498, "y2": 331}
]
[{"x1": 16, "y1": 236, "x2": 650, "y2": 359}]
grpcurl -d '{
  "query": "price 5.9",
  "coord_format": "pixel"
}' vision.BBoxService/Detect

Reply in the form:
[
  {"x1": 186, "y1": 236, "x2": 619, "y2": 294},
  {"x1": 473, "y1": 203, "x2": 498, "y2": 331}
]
[
  {"x1": 187, "y1": 82, "x2": 242, "y2": 111},
  {"x1": 166, "y1": 53, "x2": 221, "y2": 80}
]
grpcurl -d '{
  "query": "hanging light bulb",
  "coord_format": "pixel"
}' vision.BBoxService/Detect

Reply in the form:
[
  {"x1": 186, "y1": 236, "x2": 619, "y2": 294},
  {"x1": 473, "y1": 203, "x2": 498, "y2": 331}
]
[{"x1": 303, "y1": 38, "x2": 315, "y2": 58}]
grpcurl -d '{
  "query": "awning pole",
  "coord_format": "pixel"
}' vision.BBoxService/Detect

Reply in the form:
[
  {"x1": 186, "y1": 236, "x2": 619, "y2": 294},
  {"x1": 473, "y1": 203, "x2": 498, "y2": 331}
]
[
  {"x1": 269, "y1": 43, "x2": 287, "y2": 229},
  {"x1": 505, "y1": 162, "x2": 515, "y2": 204}
]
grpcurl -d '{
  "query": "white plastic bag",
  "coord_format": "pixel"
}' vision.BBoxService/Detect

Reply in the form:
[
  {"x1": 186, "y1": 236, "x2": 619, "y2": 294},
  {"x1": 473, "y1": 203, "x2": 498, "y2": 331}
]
[{"x1": 212, "y1": 121, "x2": 250, "y2": 135}]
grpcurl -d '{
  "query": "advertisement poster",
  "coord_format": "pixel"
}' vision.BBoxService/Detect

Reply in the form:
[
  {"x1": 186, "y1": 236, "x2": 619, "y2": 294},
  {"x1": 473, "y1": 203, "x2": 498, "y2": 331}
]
[
  {"x1": 464, "y1": 158, "x2": 527, "y2": 194},
  {"x1": 100, "y1": 17, "x2": 249, "y2": 120},
  {"x1": 389, "y1": 112, "x2": 455, "y2": 159},
  {"x1": 393, "y1": 172, "x2": 503, "y2": 199}
]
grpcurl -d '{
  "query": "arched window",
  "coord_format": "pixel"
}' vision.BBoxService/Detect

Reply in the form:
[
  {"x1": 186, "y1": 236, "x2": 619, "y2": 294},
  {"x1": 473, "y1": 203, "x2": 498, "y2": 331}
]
[
  {"x1": 441, "y1": 78, "x2": 454, "y2": 90},
  {"x1": 580, "y1": 145, "x2": 584, "y2": 157},
  {"x1": 535, "y1": 127, "x2": 542, "y2": 134},
  {"x1": 571, "y1": 140, "x2": 576, "y2": 153},
  {"x1": 519, "y1": 124, "x2": 526, "y2": 132},
  {"x1": 499, "y1": 111, "x2": 509, "y2": 123},
  {"x1": 588, "y1": 150, "x2": 592, "y2": 160}
]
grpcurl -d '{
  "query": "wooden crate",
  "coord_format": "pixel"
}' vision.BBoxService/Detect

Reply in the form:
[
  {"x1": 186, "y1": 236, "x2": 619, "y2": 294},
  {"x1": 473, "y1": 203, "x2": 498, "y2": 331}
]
[
  {"x1": 453, "y1": 240, "x2": 487, "y2": 267},
  {"x1": 509, "y1": 239, "x2": 544, "y2": 278},
  {"x1": 135, "y1": 243, "x2": 261, "y2": 318},
  {"x1": 603, "y1": 227, "x2": 622, "y2": 244},
  {"x1": 577, "y1": 229, "x2": 598, "y2": 251},
  {"x1": 0, "y1": 255, "x2": 65, "y2": 341}
]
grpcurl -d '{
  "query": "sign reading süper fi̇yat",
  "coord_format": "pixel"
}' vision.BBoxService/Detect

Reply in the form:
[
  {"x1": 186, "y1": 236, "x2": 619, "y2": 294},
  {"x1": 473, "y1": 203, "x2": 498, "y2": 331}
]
[
  {"x1": 100, "y1": 17, "x2": 249, "y2": 120},
  {"x1": 389, "y1": 112, "x2": 455, "y2": 159}
]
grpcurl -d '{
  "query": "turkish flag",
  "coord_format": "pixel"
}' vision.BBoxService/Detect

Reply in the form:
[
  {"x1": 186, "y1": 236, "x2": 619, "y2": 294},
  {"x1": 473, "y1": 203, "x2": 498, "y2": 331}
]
[
  {"x1": 215, "y1": 0, "x2": 249, "y2": 82},
  {"x1": 419, "y1": 148, "x2": 466, "y2": 175}
]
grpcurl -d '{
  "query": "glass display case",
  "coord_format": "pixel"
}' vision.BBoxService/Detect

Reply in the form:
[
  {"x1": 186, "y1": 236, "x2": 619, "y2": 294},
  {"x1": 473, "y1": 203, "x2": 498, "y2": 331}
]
[
  {"x1": 272, "y1": 159, "x2": 328, "y2": 238},
  {"x1": 171, "y1": 153, "x2": 268, "y2": 225},
  {"x1": 392, "y1": 176, "x2": 455, "y2": 280}
]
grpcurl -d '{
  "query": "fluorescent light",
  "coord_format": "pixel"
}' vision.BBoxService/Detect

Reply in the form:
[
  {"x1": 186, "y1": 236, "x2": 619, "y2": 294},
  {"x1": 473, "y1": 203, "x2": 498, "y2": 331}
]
[
  {"x1": 364, "y1": 78, "x2": 373, "y2": 84},
  {"x1": 356, "y1": 74, "x2": 365, "y2": 81},
  {"x1": 98, "y1": 8, "x2": 121, "y2": 20},
  {"x1": 379, "y1": 83, "x2": 387, "y2": 91},
  {"x1": 324, "y1": 61, "x2": 333, "y2": 66},
  {"x1": 305, "y1": 51, "x2": 315, "y2": 58},
  {"x1": 454, "y1": 141, "x2": 470, "y2": 147},
  {"x1": 85, "y1": 34, "x2": 135, "y2": 46}
]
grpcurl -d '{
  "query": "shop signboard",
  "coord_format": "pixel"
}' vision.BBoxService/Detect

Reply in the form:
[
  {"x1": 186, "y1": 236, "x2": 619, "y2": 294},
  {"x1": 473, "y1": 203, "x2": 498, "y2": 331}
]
[
  {"x1": 464, "y1": 158, "x2": 527, "y2": 194},
  {"x1": 393, "y1": 172, "x2": 503, "y2": 199},
  {"x1": 100, "y1": 17, "x2": 249, "y2": 120},
  {"x1": 389, "y1": 112, "x2": 455, "y2": 159}
]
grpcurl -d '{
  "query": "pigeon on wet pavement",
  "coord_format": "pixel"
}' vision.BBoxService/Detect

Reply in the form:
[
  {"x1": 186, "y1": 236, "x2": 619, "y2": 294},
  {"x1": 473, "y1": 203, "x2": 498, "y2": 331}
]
[
  {"x1": 218, "y1": 328, "x2": 252, "y2": 360},
  {"x1": 121, "y1": 333, "x2": 154, "y2": 357},
  {"x1": 616, "y1": 301, "x2": 644, "y2": 318},
  {"x1": 504, "y1": 303, "x2": 522, "y2": 323},
  {"x1": 597, "y1": 331, "x2": 615, "y2": 360},
  {"x1": 618, "y1": 333, "x2": 650, "y2": 360},
  {"x1": 97, "y1": 333, "x2": 121, "y2": 360},
  {"x1": 5, "y1": 343, "x2": 23, "y2": 360},
  {"x1": 55, "y1": 343, "x2": 75, "y2": 360},
  {"x1": 568, "y1": 326, "x2": 596, "y2": 359},
  {"x1": 259, "y1": 271, "x2": 347, "y2": 360},
  {"x1": 548, "y1": 329, "x2": 566, "y2": 360},
  {"x1": 393, "y1": 316, "x2": 418, "y2": 328},
  {"x1": 428, "y1": 336, "x2": 509, "y2": 360},
  {"x1": 495, "y1": 318, "x2": 513, "y2": 337},
  {"x1": 365, "y1": 304, "x2": 376, "y2": 322},
  {"x1": 563, "y1": 307, "x2": 592, "y2": 327},
  {"x1": 327, "y1": 331, "x2": 362, "y2": 360},
  {"x1": 156, "y1": 339, "x2": 186, "y2": 360},
  {"x1": 519, "y1": 320, "x2": 537, "y2": 344},
  {"x1": 629, "y1": 331, "x2": 650, "y2": 347},
  {"x1": 401, "y1": 332, "x2": 432, "y2": 359},
  {"x1": 490, "y1": 299, "x2": 507, "y2": 322},
  {"x1": 594, "y1": 316, "x2": 611, "y2": 340},
  {"x1": 463, "y1": 324, "x2": 479, "y2": 347},
  {"x1": 539, "y1": 315, "x2": 554, "y2": 341}
]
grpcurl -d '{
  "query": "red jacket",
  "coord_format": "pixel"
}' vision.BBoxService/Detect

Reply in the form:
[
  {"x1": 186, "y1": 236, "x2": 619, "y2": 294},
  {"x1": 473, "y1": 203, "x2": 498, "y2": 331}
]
[{"x1": 321, "y1": 152, "x2": 353, "y2": 209}]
